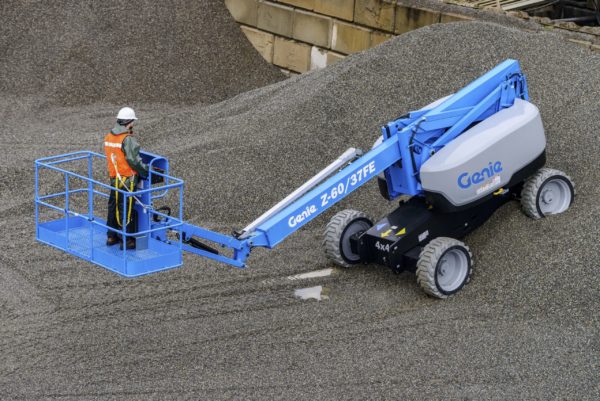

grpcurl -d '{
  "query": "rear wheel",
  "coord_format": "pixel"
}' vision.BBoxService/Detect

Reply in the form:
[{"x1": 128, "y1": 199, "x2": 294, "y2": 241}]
[
  {"x1": 323, "y1": 210, "x2": 373, "y2": 268},
  {"x1": 416, "y1": 237, "x2": 473, "y2": 299},
  {"x1": 521, "y1": 168, "x2": 575, "y2": 219}
]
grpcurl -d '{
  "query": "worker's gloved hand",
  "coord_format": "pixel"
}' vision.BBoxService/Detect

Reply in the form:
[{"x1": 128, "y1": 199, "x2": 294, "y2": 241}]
[{"x1": 150, "y1": 167, "x2": 165, "y2": 184}]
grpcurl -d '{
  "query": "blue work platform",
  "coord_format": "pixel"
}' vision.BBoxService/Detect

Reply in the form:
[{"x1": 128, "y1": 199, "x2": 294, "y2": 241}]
[{"x1": 35, "y1": 151, "x2": 184, "y2": 277}]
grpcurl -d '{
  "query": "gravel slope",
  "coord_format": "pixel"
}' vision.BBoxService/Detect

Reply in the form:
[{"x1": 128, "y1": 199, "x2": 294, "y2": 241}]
[
  {"x1": 0, "y1": 0, "x2": 283, "y2": 106},
  {"x1": 0, "y1": 21, "x2": 599, "y2": 400}
]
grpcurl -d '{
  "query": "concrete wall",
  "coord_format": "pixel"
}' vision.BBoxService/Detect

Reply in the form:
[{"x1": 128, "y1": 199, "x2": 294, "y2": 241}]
[
  {"x1": 225, "y1": 0, "x2": 600, "y2": 75},
  {"x1": 225, "y1": 0, "x2": 472, "y2": 74}
]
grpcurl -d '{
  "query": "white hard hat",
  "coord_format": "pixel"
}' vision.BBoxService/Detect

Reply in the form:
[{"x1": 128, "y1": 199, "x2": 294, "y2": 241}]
[{"x1": 116, "y1": 107, "x2": 137, "y2": 121}]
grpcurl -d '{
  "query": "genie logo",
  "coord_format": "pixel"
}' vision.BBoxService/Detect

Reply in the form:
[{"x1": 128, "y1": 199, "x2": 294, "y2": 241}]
[
  {"x1": 288, "y1": 204, "x2": 317, "y2": 228},
  {"x1": 458, "y1": 161, "x2": 503, "y2": 189}
]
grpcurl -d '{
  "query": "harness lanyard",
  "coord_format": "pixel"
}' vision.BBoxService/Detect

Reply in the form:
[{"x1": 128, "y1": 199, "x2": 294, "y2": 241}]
[
  {"x1": 110, "y1": 154, "x2": 148, "y2": 228},
  {"x1": 114, "y1": 177, "x2": 135, "y2": 227}
]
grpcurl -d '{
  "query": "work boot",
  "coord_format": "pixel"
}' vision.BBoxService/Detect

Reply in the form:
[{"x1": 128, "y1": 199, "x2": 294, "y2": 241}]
[
  {"x1": 106, "y1": 237, "x2": 120, "y2": 246},
  {"x1": 120, "y1": 238, "x2": 136, "y2": 250}
]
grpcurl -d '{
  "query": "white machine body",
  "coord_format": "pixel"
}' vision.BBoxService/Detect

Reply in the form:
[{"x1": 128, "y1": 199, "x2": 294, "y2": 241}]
[{"x1": 420, "y1": 99, "x2": 546, "y2": 207}]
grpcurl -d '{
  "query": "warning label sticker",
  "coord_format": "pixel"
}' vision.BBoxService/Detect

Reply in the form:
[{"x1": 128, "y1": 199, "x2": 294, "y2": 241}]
[{"x1": 476, "y1": 175, "x2": 501, "y2": 195}]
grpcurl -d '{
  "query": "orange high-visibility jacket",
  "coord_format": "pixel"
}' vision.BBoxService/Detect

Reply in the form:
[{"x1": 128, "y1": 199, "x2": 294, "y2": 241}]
[{"x1": 104, "y1": 132, "x2": 137, "y2": 178}]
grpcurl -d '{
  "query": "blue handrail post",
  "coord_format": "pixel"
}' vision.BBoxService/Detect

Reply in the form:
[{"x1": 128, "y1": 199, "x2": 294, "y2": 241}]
[
  {"x1": 88, "y1": 154, "x2": 94, "y2": 259},
  {"x1": 35, "y1": 162, "x2": 39, "y2": 238},
  {"x1": 87, "y1": 154, "x2": 94, "y2": 219},
  {"x1": 65, "y1": 172, "x2": 70, "y2": 251},
  {"x1": 179, "y1": 183, "x2": 184, "y2": 262},
  {"x1": 136, "y1": 178, "x2": 150, "y2": 251}
]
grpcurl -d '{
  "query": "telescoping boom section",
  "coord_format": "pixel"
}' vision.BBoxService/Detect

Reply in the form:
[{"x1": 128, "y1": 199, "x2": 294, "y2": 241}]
[{"x1": 35, "y1": 60, "x2": 529, "y2": 275}]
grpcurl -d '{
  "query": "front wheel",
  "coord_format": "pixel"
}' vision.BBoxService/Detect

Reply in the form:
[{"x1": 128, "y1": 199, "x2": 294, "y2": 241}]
[
  {"x1": 323, "y1": 210, "x2": 373, "y2": 268},
  {"x1": 416, "y1": 237, "x2": 473, "y2": 299}
]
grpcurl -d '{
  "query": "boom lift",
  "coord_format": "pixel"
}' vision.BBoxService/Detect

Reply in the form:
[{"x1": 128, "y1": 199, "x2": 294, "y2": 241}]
[{"x1": 35, "y1": 60, "x2": 575, "y2": 298}]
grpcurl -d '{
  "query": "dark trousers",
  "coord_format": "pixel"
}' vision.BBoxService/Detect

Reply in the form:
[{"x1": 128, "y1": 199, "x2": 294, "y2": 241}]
[{"x1": 106, "y1": 176, "x2": 138, "y2": 240}]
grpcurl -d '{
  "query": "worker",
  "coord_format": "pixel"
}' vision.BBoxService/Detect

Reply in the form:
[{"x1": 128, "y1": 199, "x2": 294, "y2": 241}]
[{"x1": 103, "y1": 107, "x2": 149, "y2": 250}]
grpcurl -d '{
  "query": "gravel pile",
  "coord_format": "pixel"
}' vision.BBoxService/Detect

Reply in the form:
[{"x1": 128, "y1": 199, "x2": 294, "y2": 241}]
[
  {"x1": 0, "y1": 20, "x2": 598, "y2": 400},
  {"x1": 152, "y1": 22, "x2": 599, "y2": 227},
  {"x1": 0, "y1": 0, "x2": 283, "y2": 106}
]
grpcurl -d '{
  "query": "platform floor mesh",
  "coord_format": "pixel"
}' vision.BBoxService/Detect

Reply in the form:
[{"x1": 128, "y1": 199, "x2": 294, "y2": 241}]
[{"x1": 61, "y1": 222, "x2": 164, "y2": 262}]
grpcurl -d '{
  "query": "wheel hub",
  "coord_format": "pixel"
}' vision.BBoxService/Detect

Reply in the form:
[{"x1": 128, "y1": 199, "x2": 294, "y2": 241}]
[
  {"x1": 340, "y1": 219, "x2": 372, "y2": 263},
  {"x1": 436, "y1": 249, "x2": 468, "y2": 292},
  {"x1": 538, "y1": 178, "x2": 572, "y2": 215},
  {"x1": 439, "y1": 260, "x2": 448, "y2": 276},
  {"x1": 542, "y1": 189, "x2": 554, "y2": 204}
]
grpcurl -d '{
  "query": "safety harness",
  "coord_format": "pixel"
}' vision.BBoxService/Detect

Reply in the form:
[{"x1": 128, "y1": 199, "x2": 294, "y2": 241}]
[{"x1": 110, "y1": 154, "x2": 150, "y2": 228}]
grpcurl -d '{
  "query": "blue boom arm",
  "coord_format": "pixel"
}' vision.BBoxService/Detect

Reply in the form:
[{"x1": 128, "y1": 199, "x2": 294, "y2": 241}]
[
  {"x1": 382, "y1": 59, "x2": 527, "y2": 198},
  {"x1": 180, "y1": 59, "x2": 529, "y2": 268}
]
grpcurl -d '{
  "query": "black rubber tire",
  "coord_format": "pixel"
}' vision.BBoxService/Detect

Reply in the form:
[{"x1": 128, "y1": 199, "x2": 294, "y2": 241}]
[
  {"x1": 377, "y1": 176, "x2": 393, "y2": 201},
  {"x1": 521, "y1": 168, "x2": 575, "y2": 219},
  {"x1": 416, "y1": 237, "x2": 473, "y2": 299},
  {"x1": 323, "y1": 210, "x2": 373, "y2": 268}
]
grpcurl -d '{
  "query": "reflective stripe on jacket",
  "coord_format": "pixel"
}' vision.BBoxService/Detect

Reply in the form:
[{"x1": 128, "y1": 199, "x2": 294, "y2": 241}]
[{"x1": 104, "y1": 132, "x2": 137, "y2": 178}]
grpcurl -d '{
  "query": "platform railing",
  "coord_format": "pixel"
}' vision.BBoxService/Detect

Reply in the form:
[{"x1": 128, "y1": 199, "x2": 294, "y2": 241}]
[{"x1": 35, "y1": 151, "x2": 185, "y2": 270}]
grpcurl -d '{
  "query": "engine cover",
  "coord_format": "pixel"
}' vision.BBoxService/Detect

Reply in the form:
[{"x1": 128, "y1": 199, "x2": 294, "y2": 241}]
[{"x1": 420, "y1": 99, "x2": 546, "y2": 208}]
